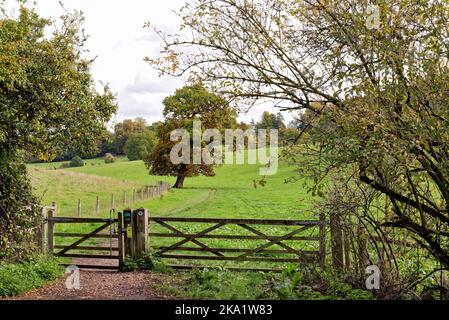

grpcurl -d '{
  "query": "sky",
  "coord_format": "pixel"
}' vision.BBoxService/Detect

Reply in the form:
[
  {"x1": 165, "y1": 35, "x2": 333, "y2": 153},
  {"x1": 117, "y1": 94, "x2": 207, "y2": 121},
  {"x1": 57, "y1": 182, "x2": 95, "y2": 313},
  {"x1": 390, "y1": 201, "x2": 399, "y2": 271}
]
[{"x1": 4, "y1": 0, "x2": 292, "y2": 126}]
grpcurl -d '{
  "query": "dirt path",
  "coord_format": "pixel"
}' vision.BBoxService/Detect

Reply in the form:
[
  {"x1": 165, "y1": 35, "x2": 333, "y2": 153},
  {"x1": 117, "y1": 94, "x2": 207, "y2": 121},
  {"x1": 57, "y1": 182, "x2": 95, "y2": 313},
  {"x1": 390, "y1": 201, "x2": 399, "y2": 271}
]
[
  {"x1": 7, "y1": 256, "x2": 179, "y2": 300},
  {"x1": 7, "y1": 268, "x2": 178, "y2": 300}
]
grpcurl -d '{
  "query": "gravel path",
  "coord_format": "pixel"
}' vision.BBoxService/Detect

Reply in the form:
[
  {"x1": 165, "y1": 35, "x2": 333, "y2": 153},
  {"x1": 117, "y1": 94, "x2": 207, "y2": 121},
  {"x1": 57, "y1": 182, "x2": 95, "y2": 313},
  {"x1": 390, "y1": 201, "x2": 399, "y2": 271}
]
[
  {"x1": 4, "y1": 238, "x2": 180, "y2": 300},
  {"x1": 7, "y1": 255, "x2": 179, "y2": 300},
  {"x1": 7, "y1": 269, "x2": 178, "y2": 300}
]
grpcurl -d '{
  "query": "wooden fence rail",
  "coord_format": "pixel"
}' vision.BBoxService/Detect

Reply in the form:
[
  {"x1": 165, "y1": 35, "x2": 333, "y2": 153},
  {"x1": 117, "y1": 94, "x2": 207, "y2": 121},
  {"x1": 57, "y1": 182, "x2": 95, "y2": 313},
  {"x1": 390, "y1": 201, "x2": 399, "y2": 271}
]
[{"x1": 40, "y1": 203, "x2": 333, "y2": 273}]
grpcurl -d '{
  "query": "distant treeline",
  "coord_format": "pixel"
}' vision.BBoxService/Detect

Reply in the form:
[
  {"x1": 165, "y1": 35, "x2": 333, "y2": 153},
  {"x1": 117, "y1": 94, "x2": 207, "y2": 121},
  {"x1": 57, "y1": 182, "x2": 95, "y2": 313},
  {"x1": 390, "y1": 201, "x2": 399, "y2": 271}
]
[{"x1": 27, "y1": 112, "x2": 306, "y2": 164}]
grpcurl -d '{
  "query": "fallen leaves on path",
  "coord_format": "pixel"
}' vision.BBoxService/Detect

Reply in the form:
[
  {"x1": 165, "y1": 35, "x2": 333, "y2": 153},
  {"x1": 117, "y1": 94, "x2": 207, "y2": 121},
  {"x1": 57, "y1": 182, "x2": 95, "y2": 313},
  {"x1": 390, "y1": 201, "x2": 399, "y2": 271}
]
[{"x1": 7, "y1": 270, "x2": 179, "y2": 300}]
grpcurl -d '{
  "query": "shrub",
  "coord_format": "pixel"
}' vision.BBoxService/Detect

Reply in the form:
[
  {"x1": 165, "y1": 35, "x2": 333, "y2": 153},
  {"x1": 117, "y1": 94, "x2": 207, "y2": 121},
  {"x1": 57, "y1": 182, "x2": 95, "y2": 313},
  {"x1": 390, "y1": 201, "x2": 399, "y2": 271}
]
[
  {"x1": 59, "y1": 162, "x2": 70, "y2": 169},
  {"x1": 0, "y1": 154, "x2": 40, "y2": 260},
  {"x1": 69, "y1": 156, "x2": 84, "y2": 167},
  {"x1": 104, "y1": 153, "x2": 116, "y2": 164}
]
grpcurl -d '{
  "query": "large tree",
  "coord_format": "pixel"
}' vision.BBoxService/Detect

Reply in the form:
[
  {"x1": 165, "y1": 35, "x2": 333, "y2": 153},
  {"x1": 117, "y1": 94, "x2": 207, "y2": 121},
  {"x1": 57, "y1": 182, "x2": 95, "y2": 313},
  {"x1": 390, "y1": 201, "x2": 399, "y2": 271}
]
[
  {"x1": 145, "y1": 84, "x2": 237, "y2": 188},
  {"x1": 124, "y1": 130, "x2": 157, "y2": 161},
  {"x1": 147, "y1": 0, "x2": 449, "y2": 268},
  {"x1": 113, "y1": 118, "x2": 147, "y2": 155},
  {"x1": 0, "y1": 6, "x2": 116, "y2": 258}
]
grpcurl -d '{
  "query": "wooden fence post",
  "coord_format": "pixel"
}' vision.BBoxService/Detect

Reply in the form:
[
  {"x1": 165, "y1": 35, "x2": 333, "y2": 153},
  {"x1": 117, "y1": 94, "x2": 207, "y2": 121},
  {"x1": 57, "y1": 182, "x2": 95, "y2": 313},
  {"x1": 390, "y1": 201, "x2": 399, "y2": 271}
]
[
  {"x1": 117, "y1": 212, "x2": 125, "y2": 270},
  {"x1": 52, "y1": 201, "x2": 58, "y2": 216},
  {"x1": 111, "y1": 193, "x2": 115, "y2": 210},
  {"x1": 37, "y1": 207, "x2": 47, "y2": 253},
  {"x1": 47, "y1": 204, "x2": 56, "y2": 254},
  {"x1": 77, "y1": 199, "x2": 81, "y2": 217},
  {"x1": 134, "y1": 208, "x2": 149, "y2": 255},
  {"x1": 318, "y1": 212, "x2": 326, "y2": 267},
  {"x1": 96, "y1": 196, "x2": 100, "y2": 215}
]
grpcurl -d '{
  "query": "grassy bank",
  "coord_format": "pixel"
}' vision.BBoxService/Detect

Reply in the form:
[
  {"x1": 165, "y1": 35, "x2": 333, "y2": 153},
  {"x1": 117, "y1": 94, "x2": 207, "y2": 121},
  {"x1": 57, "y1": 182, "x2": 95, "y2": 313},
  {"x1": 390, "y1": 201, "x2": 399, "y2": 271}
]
[{"x1": 0, "y1": 256, "x2": 63, "y2": 298}]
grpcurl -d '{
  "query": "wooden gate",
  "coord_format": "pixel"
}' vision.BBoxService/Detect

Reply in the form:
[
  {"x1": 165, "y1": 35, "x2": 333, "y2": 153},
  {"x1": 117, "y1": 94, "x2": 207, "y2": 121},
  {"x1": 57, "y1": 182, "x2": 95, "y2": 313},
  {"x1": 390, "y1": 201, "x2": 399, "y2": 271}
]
[
  {"x1": 47, "y1": 211, "x2": 124, "y2": 270},
  {"x1": 149, "y1": 215, "x2": 327, "y2": 272},
  {"x1": 43, "y1": 206, "x2": 328, "y2": 272}
]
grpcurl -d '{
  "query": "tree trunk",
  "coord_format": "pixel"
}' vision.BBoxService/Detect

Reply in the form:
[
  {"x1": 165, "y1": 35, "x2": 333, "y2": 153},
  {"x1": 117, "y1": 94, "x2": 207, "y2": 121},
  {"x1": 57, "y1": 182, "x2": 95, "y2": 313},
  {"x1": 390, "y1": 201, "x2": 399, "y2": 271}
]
[{"x1": 173, "y1": 174, "x2": 186, "y2": 189}]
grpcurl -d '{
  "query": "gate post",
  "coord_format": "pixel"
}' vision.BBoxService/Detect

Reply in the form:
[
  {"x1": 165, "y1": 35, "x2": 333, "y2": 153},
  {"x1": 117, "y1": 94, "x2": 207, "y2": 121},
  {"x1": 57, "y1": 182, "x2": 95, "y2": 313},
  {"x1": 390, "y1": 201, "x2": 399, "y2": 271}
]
[
  {"x1": 318, "y1": 212, "x2": 326, "y2": 267},
  {"x1": 117, "y1": 212, "x2": 125, "y2": 270},
  {"x1": 134, "y1": 208, "x2": 149, "y2": 255},
  {"x1": 37, "y1": 207, "x2": 47, "y2": 253},
  {"x1": 47, "y1": 203, "x2": 57, "y2": 254}
]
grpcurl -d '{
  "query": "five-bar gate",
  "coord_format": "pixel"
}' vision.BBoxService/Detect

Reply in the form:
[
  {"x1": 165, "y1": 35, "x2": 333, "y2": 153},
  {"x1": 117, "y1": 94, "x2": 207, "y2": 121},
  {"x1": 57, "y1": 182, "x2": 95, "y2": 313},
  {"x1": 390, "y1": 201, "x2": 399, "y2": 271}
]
[
  {"x1": 44, "y1": 207, "x2": 327, "y2": 272},
  {"x1": 149, "y1": 215, "x2": 327, "y2": 272}
]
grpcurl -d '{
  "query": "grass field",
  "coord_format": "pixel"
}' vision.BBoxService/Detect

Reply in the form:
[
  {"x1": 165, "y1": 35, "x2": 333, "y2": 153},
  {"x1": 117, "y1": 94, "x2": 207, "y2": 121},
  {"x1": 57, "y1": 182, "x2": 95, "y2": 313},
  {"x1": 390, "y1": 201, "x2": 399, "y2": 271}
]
[
  {"x1": 29, "y1": 156, "x2": 319, "y2": 270},
  {"x1": 29, "y1": 156, "x2": 316, "y2": 219}
]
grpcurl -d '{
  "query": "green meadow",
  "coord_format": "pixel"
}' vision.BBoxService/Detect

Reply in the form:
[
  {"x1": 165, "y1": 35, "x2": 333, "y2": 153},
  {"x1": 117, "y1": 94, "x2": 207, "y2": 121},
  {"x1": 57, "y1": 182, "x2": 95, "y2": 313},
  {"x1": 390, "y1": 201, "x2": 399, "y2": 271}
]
[
  {"x1": 29, "y1": 156, "x2": 316, "y2": 220},
  {"x1": 28, "y1": 156, "x2": 319, "y2": 270}
]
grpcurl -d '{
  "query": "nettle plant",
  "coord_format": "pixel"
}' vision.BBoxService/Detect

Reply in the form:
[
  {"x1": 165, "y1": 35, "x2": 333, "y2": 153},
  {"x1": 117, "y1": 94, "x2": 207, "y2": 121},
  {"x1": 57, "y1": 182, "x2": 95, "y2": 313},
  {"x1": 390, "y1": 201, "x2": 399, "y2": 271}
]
[{"x1": 147, "y1": 0, "x2": 449, "y2": 268}]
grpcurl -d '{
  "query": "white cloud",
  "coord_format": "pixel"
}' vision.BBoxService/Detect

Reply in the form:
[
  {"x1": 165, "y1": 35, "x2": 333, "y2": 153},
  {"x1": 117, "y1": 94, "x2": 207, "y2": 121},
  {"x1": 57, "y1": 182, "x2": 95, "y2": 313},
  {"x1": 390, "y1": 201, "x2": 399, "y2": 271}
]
[
  {"x1": 117, "y1": 92, "x2": 165, "y2": 120},
  {"x1": 117, "y1": 73, "x2": 182, "y2": 123},
  {"x1": 125, "y1": 73, "x2": 180, "y2": 95},
  {"x1": 3, "y1": 0, "x2": 293, "y2": 125}
]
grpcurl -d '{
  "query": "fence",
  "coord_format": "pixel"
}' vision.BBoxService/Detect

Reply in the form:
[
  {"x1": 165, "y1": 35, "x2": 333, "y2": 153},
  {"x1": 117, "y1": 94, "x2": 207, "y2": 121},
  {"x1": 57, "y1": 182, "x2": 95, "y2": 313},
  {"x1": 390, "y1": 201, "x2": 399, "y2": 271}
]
[
  {"x1": 148, "y1": 214, "x2": 327, "y2": 272},
  {"x1": 40, "y1": 196, "x2": 335, "y2": 272},
  {"x1": 70, "y1": 181, "x2": 171, "y2": 217},
  {"x1": 42, "y1": 207, "x2": 327, "y2": 272}
]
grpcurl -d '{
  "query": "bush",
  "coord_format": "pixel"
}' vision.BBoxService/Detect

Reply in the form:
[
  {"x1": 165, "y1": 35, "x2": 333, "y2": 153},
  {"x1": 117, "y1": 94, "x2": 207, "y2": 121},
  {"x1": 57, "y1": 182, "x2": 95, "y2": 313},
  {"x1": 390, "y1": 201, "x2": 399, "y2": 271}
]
[
  {"x1": 104, "y1": 153, "x2": 116, "y2": 164},
  {"x1": 69, "y1": 156, "x2": 84, "y2": 167},
  {"x1": 0, "y1": 255, "x2": 63, "y2": 297},
  {"x1": 59, "y1": 162, "x2": 70, "y2": 169},
  {"x1": 0, "y1": 153, "x2": 40, "y2": 260}
]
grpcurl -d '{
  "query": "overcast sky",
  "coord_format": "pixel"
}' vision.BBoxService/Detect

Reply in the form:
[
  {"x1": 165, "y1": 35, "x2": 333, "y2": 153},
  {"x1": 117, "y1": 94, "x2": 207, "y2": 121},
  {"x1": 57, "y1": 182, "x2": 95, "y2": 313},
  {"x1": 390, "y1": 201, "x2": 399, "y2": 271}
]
[{"x1": 4, "y1": 0, "x2": 291, "y2": 126}]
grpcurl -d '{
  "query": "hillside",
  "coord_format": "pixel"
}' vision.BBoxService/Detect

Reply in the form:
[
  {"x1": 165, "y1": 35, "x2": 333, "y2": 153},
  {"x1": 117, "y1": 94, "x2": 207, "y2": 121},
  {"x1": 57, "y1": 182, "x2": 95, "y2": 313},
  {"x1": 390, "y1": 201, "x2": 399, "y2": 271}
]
[{"x1": 29, "y1": 158, "x2": 316, "y2": 220}]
